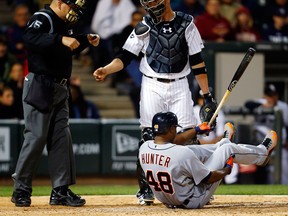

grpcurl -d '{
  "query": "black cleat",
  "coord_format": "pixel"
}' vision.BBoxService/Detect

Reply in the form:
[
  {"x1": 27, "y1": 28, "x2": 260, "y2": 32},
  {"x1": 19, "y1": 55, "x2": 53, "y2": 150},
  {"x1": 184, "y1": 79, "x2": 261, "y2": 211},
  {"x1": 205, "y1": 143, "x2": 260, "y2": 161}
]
[
  {"x1": 11, "y1": 190, "x2": 31, "y2": 207},
  {"x1": 136, "y1": 189, "x2": 155, "y2": 205},
  {"x1": 49, "y1": 186, "x2": 86, "y2": 207}
]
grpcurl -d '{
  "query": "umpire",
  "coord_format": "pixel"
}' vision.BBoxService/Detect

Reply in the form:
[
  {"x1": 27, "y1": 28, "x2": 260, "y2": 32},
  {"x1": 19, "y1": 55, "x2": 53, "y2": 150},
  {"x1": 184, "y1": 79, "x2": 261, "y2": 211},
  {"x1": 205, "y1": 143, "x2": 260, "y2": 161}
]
[{"x1": 11, "y1": 0, "x2": 100, "y2": 207}]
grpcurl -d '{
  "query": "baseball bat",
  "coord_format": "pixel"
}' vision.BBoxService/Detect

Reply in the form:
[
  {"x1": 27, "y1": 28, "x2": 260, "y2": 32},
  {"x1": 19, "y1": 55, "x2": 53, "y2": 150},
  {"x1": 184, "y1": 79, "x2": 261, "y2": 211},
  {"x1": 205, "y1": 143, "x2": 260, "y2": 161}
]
[{"x1": 208, "y1": 47, "x2": 256, "y2": 126}]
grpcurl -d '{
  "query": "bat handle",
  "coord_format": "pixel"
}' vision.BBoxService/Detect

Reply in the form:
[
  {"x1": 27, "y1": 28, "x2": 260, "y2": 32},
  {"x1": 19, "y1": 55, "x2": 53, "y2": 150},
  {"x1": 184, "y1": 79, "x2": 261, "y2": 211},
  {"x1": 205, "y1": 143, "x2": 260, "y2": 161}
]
[
  {"x1": 208, "y1": 106, "x2": 220, "y2": 126},
  {"x1": 208, "y1": 91, "x2": 231, "y2": 126}
]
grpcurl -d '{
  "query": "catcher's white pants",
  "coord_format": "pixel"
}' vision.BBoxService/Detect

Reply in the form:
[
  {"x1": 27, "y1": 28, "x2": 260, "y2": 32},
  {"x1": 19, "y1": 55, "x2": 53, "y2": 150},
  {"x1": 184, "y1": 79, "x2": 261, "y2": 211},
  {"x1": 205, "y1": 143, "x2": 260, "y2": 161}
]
[{"x1": 139, "y1": 75, "x2": 197, "y2": 130}]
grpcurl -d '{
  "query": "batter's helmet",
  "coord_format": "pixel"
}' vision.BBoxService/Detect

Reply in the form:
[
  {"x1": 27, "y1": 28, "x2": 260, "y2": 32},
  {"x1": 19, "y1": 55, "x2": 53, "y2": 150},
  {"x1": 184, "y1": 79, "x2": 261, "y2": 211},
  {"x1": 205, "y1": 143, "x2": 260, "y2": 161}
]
[
  {"x1": 152, "y1": 112, "x2": 182, "y2": 135},
  {"x1": 62, "y1": 0, "x2": 86, "y2": 24},
  {"x1": 140, "y1": 0, "x2": 165, "y2": 24}
]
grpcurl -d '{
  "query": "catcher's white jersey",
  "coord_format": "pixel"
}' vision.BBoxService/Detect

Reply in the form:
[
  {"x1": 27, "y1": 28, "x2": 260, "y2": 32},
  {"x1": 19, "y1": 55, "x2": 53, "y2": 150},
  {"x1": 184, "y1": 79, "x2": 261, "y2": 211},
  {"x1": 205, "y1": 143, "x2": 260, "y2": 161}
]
[
  {"x1": 122, "y1": 14, "x2": 204, "y2": 129},
  {"x1": 139, "y1": 138, "x2": 269, "y2": 208}
]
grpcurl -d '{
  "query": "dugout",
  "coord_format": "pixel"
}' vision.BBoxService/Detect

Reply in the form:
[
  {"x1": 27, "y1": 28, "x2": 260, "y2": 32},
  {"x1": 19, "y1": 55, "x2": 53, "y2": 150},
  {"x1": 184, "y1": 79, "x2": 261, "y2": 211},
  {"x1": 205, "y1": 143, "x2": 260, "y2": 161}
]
[
  {"x1": 31, "y1": 119, "x2": 102, "y2": 176},
  {"x1": 0, "y1": 120, "x2": 21, "y2": 176}
]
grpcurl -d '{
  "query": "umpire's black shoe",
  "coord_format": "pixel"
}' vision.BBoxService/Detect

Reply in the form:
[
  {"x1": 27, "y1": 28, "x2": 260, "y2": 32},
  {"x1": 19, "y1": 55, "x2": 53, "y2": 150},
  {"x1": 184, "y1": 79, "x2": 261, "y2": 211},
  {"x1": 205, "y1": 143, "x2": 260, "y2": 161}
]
[
  {"x1": 49, "y1": 186, "x2": 86, "y2": 207},
  {"x1": 11, "y1": 190, "x2": 31, "y2": 207}
]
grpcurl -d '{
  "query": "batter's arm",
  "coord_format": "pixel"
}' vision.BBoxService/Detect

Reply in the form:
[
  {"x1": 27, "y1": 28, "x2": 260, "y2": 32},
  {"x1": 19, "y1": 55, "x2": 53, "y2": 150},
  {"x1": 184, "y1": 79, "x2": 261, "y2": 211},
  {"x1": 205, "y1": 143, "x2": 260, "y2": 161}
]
[
  {"x1": 205, "y1": 155, "x2": 234, "y2": 183},
  {"x1": 205, "y1": 167, "x2": 231, "y2": 184},
  {"x1": 174, "y1": 122, "x2": 211, "y2": 144},
  {"x1": 174, "y1": 129, "x2": 197, "y2": 144}
]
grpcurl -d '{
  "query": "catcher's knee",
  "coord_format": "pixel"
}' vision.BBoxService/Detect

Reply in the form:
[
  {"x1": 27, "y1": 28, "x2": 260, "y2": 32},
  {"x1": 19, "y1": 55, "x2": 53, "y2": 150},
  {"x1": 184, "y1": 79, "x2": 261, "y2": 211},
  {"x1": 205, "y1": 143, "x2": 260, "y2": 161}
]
[{"x1": 139, "y1": 127, "x2": 154, "y2": 148}]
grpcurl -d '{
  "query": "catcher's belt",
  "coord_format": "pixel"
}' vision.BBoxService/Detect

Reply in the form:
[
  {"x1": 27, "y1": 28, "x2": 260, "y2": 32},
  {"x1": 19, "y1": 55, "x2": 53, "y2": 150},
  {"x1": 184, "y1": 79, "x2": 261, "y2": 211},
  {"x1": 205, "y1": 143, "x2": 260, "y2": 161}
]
[{"x1": 143, "y1": 74, "x2": 186, "y2": 83}]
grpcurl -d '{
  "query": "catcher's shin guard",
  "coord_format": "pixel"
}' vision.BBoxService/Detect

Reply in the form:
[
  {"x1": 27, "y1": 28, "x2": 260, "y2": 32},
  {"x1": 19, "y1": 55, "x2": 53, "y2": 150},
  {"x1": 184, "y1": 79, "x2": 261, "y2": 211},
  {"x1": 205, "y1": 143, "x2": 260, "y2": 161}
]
[{"x1": 136, "y1": 127, "x2": 155, "y2": 205}]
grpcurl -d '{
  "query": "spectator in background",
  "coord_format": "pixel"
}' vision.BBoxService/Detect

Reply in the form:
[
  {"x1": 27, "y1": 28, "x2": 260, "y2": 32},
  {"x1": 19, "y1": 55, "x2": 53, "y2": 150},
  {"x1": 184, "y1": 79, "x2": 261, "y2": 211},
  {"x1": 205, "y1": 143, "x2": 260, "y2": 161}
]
[
  {"x1": 244, "y1": 83, "x2": 288, "y2": 184},
  {"x1": 112, "y1": 10, "x2": 144, "y2": 56},
  {"x1": 195, "y1": 0, "x2": 233, "y2": 42},
  {"x1": 6, "y1": 4, "x2": 30, "y2": 64},
  {"x1": 69, "y1": 82, "x2": 100, "y2": 119},
  {"x1": 261, "y1": 7, "x2": 288, "y2": 43},
  {"x1": 90, "y1": 0, "x2": 136, "y2": 71},
  {"x1": 270, "y1": 0, "x2": 288, "y2": 24},
  {"x1": 233, "y1": 6, "x2": 262, "y2": 42},
  {"x1": 112, "y1": 10, "x2": 144, "y2": 118},
  {"x1": 240, "y1": 0, "x2": 271, "y2": 31},
  {"x1": 0, "y1": 35, "x2": 17, "y2": 85},
  {"x1": 6, "y1": 62, "x2": 24, "y2": 119},
  {"x1": 0, "y1": 86, "x2": 17, "y2": 119},
  {"x1": 173, "y1": 0, "x2": 205, "y2": 18},
  {"x1": 108, "y1": 10, "x2": 143, "y2": 91},
  {"x1": 6, "y1": 0, "x2": 38, "y2": 14},
  {"x1": 220, "y1": 0, "x2": 242, "y2": 28}
]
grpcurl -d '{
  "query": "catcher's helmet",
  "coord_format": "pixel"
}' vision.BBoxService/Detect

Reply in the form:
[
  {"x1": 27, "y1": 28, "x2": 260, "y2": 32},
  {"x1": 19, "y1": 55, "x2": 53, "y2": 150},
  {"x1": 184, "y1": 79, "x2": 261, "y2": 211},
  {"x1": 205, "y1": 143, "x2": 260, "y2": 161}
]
[
  {"x1": 140, "y1": 0, "x2": 165, "y2": 24},
  {"x1": 62, "y1": 0, "x2": 86, "y2": 24},
  {"x1": 152, "y1": 112, "x2": 182, "y2": 135}
]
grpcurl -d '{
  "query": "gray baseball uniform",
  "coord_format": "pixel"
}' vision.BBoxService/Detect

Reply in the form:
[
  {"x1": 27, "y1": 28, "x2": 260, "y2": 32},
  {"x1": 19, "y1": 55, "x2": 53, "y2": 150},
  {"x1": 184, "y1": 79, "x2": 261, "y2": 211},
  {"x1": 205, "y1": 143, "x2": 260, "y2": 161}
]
[{"x1": 139, "y1": 138, "x2": 268, "y2": 208}]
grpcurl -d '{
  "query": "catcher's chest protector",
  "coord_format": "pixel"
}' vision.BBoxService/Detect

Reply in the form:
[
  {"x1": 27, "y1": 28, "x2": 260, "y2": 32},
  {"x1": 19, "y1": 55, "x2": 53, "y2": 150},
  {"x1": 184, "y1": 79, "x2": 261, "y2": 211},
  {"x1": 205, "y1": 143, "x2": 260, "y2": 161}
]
[{"x1": 145, "y1": 12, "x2": 192, "y2": 73}]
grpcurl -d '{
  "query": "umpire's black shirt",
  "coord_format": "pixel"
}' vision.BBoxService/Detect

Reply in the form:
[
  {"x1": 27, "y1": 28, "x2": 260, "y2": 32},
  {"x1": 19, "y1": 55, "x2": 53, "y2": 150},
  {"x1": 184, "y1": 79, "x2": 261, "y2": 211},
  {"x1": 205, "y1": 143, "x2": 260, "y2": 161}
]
[{"x1": 23, "y1": 5, "x2": 89, "y2": 79}]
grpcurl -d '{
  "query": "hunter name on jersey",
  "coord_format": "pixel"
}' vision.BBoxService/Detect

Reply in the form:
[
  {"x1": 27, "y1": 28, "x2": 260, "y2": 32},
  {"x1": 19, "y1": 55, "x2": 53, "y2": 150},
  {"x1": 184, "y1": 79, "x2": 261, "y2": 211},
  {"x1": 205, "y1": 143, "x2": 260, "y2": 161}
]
[{"x1": 140, "y1": 153, "x2": 171, "y2": 168}]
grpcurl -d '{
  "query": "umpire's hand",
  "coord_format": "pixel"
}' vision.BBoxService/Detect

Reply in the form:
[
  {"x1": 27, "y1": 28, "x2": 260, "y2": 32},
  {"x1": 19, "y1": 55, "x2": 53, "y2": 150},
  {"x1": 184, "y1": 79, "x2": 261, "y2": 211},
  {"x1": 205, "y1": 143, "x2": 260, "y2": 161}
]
[{"x1": 62, "y1": 36, "x2": 80, "y2": 51}]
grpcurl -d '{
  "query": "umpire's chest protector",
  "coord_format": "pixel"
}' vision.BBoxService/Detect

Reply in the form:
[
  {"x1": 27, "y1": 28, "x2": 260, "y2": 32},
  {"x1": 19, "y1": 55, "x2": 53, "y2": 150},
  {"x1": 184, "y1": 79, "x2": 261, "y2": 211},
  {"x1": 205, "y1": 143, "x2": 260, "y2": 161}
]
[{"x1": 139, "y1": 12, "x2": 192, "y2": 74}]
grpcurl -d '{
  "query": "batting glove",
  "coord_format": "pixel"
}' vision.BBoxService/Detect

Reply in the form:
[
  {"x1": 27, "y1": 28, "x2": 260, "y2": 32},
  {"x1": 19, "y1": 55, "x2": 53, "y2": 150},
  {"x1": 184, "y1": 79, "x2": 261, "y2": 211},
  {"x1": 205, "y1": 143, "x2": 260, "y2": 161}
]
[{"x1": 195, "y1": 122, "x2": 211, "y2": 135}]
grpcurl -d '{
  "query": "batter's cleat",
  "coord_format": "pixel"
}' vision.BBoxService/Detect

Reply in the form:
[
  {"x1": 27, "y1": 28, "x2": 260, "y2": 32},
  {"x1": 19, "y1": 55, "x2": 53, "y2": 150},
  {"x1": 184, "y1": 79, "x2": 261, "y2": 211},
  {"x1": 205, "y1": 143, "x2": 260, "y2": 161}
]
[
  {"x1": 260, "y1": 130, "x2": 278, "y2": 166},
  {"x1": 11, "y1": 190, "x2": 31, "y2": 207},
  {"x1": 223, "y1": 122, "x2": 235, "y2": 141},
  {"x1": 136, "y1": 189, "x2": 155, "y2": 205},
  {"x1": 49, "y1": 186, "x2": 86, "y2": 207}
]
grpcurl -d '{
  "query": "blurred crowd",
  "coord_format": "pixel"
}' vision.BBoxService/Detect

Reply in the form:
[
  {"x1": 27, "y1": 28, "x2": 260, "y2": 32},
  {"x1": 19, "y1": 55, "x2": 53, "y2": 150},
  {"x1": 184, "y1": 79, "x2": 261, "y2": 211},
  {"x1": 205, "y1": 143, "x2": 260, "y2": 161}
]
[{"x1": 0, "y1": 0, "x2": 288, "y2": 120}]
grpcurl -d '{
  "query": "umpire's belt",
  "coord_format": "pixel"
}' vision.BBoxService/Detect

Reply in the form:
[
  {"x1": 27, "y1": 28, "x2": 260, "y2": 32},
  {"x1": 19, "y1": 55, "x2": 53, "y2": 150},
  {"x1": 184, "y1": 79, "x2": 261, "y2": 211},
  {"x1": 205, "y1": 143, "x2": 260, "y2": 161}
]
[
  {"x1": 54, "y1": 77, "x2": 68, "y2": 86},
  {"x1": 144, "y1": 74, "x2": 186, "y2": 83}
]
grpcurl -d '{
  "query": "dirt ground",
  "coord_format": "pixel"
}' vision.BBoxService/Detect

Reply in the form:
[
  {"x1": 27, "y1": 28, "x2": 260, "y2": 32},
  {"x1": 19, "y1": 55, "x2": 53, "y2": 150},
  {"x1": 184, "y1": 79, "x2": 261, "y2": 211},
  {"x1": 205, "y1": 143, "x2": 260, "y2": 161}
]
[{"x1": 1, "y1": 195, "x2": 288, "y2": 216}]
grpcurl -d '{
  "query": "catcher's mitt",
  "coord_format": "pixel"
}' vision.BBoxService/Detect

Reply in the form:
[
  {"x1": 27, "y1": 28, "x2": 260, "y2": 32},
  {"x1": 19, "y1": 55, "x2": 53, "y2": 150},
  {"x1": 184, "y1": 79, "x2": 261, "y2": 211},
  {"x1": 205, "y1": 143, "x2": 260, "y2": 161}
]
[{"x1": 199, "y1": 93, "x2": 217, "y2": 129}]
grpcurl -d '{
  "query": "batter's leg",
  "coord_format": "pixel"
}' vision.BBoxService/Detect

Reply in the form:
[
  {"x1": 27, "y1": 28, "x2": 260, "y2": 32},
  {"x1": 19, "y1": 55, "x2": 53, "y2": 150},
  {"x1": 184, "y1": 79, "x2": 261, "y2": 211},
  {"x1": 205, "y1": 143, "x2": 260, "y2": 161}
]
[{"x1": 194, "y1": 132, "x2": 276, "y2": 208}]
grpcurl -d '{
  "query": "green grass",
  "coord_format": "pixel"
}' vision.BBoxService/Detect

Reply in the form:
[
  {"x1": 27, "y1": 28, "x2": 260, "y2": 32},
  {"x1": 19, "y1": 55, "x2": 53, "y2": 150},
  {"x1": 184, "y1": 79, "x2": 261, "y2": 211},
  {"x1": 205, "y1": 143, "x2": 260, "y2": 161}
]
[
  {"x1": 214, "y1": 184, "x2": 288, "y2": 195},
  {"x1": 1, "y1": 184, "x2": 288, "y2": 197}
]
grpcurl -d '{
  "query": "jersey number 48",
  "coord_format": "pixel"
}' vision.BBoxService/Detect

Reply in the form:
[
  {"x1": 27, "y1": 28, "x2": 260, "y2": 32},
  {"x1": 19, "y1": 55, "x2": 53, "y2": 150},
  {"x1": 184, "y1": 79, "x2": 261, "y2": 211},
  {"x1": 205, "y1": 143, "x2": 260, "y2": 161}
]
[{"x1": 146, "y1": 170, "x2": 174, "y2": 195}]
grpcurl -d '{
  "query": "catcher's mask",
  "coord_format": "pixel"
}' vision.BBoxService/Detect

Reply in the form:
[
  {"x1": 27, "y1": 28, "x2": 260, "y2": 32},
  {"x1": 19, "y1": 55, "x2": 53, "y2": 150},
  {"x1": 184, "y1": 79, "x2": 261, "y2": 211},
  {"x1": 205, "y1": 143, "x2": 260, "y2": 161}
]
[
  {"x1": 152, "y1": 112, "x2": 182, "y2": 135},
  {"x1": 140, "y1": 0, "x2": 165, "y2": 24},
  {"x1": 62, "y1": 0, "x2": 86, "y2": 24}
]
